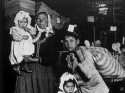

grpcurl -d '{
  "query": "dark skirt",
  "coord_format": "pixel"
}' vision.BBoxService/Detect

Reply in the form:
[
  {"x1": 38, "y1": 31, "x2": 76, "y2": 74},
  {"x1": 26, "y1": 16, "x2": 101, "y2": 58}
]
[{"x1": 14, "y1": 63, "x2": 55, "y2": 93}]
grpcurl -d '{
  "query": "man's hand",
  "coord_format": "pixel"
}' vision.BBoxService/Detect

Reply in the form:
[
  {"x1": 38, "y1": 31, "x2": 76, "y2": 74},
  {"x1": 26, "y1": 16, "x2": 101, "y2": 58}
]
[
  {"x1": 66, "y1": 53, "x2": 79, "y2": 69},
  {"x1": 70, "y1": 53, "x2": 79, "y2": 68}
]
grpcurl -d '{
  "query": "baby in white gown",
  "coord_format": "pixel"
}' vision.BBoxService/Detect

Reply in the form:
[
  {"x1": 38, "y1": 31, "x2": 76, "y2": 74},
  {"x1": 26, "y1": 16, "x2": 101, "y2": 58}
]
[{"x1": 9, "y1": 11, "x2": 36, "y2": 74}]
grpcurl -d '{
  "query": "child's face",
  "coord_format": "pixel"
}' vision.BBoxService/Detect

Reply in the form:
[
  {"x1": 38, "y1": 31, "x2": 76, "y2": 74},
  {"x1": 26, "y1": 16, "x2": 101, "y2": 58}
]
[
  {"x1": 18, "y1": 18, "x2": 28, "y2": 29},
  {"x1": 36, "y1": 13, "x2": 48, "y2": 29},
  {"x1": 64, "y1": 36, "x2": 78, "y2": 51},
  {"x1": 64, "y1": 82, "x2": 75, "y2": 93}
]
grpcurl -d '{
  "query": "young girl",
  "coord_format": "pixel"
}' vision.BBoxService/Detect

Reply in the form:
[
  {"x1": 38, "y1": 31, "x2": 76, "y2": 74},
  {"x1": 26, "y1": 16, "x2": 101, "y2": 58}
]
[
  {"x1": 58, "y1": 72, "x2": 81, "y2": 93},
  {"x1": 9, "y1": 11, "x2": 36, "y2": 74}
]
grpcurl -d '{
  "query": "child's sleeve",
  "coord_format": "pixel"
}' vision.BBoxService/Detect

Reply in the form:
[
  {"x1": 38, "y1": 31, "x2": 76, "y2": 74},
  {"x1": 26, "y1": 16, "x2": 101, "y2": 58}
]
[
  {"x1": 10, "y1": 27, "x2": 23, "y2": 41},
  {"x1": 29, "y1": 26, "x2": 36, "y2": 35}
]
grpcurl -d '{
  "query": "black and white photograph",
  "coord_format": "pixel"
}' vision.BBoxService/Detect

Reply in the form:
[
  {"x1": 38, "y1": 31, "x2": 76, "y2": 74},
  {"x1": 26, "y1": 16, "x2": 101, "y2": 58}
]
[{"x1": 2, "y1": 0, "x2": 125, "y2": 93}]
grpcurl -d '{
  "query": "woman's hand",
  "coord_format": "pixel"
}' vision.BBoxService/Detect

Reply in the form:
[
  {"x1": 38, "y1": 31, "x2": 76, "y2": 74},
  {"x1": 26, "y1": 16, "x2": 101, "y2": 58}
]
[
  {"x1": 23, "y1": 55, "x2": 32, "y2": 62},
  {"x1": 23, "y1": 55, "x2": 40, "y2": 63}
]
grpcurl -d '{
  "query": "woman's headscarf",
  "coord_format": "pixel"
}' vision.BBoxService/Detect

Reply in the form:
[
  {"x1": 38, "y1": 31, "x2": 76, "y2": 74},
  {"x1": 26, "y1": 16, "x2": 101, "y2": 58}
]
[
  {"x1": 35, "y1": 11, "x2": 54, "y2": 37},
  {"x1": 58, "y1": 72, "x2": 78, "y2": 93}
]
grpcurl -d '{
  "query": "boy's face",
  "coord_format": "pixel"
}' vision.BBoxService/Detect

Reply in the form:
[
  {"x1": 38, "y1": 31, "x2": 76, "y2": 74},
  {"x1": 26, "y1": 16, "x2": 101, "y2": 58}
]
[
  {"x1": 64, "y1": 36, "x2": 78, "y2": 51},
  {"x1": 18, "y1": 18, "x2": 28, "y2": 29},
  {"x1": 36, "y1": 13, "x2": 48, "y2": 29},
  {"x1": 64, "y1": 82, "x2": 75, "y2": 93}
]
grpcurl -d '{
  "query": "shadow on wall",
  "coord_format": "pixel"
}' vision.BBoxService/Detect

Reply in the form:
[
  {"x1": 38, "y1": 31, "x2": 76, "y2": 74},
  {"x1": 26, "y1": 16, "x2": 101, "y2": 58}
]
[{"x1": 1, "y1": 28, "x2": 17, "y2": 93}]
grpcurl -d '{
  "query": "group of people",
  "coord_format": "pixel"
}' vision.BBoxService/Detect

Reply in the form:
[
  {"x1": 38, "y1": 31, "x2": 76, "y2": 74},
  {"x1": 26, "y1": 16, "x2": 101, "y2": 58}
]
[
  {"x1": 9, "y1": 10, "x2": 125, "y2": 93},
  {"x1": 9, "y1": 10, "x2": 57, "y2": 93}
]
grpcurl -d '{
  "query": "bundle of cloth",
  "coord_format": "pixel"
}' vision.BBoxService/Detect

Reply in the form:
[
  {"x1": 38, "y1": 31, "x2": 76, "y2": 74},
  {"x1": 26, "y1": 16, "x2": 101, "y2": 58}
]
[{"x1": 82, "y1": 46, "x2": 125, "y2": 79}]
